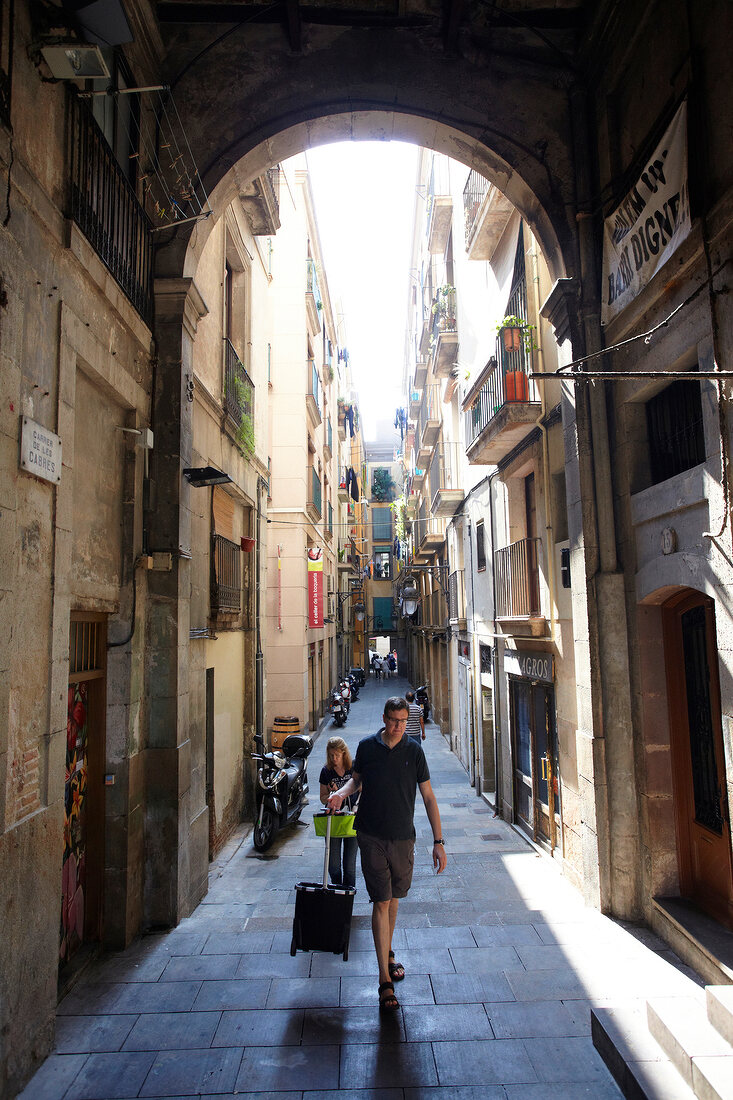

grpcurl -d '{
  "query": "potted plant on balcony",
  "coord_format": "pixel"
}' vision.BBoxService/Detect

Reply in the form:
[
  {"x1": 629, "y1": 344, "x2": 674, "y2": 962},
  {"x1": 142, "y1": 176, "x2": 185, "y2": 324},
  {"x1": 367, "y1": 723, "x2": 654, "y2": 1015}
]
[
  {"x1": 432, "y1": 285, "x2": 457, "y2": 331},
  {"x1": 497, "y1": 315, "x2": 536, "y2": 354},
  {"x1": 496, "y1": 315, "x2": 536, "y2": 402},
  {"x1": 372, "y1": 467, "x2": 396, "y2": 502}
]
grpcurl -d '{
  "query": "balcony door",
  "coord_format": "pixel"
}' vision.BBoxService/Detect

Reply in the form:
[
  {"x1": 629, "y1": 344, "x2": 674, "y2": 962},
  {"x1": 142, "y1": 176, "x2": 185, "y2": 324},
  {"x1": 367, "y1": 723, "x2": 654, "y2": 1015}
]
[
  {"x1": 663, "y1": 591, "x2": 733, "y2": 927},
  {"x1": 524, "y1": 474, "x2": 540, "y2": 615}
]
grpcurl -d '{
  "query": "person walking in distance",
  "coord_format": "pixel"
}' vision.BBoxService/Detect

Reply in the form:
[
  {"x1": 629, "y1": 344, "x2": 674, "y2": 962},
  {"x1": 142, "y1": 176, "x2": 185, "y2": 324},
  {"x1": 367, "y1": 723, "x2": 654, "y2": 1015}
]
[
  {"x1": 405, "y1": 690, "x2": 425, "y2": 743},
  {"x1": 326, "y1": 696, "x2": 447, "y2": 1012},
  {"x1": 319, "y1": 736, "x2": 358, "y2": 888}
]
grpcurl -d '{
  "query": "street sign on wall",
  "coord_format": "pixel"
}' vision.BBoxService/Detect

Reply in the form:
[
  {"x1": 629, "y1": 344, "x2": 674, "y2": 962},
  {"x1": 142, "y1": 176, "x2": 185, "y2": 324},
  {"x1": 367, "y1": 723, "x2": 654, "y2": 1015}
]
[{"x1": 20, "y1": 417, "x2": 62, "y2": 484}]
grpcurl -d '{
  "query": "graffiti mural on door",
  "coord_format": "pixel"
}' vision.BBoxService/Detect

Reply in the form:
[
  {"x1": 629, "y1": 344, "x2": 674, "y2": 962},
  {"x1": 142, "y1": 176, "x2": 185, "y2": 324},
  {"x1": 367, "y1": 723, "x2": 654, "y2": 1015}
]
[{"x1": 61, "y1": 682, "x2": 88, "y2": 963}]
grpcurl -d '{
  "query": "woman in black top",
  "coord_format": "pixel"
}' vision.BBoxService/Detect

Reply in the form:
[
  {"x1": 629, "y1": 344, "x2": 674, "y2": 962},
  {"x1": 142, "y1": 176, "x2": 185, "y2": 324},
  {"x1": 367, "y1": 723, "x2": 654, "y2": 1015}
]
[{"x1": 319, "y1": 736, "x2": 359, "y2": 889}]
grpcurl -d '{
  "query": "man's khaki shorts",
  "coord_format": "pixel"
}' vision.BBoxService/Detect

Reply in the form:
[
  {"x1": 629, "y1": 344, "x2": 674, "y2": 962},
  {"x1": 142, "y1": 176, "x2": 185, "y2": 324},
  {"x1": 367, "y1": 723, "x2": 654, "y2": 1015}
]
[{"x1": 357, "y1": 832, "x2": 415, "y2": 902}]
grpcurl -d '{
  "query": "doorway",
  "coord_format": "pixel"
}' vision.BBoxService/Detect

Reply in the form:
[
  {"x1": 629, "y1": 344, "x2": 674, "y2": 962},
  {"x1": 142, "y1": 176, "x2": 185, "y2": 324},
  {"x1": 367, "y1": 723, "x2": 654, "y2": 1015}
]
[
  {"x1": 62, "y1": 614, "x2": 106, "y2": 972},
  {"x1": 663, "y1": 591, "x2": 733, "y2": 928},
  {"x1": 509, "y1": 677, "x2": 560, "y2": 851}
]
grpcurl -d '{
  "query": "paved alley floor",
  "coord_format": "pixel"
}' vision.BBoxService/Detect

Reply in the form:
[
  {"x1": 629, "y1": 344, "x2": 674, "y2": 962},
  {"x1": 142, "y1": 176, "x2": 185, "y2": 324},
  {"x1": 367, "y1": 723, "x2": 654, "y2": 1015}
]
[{"x1": 20, "y1": 674, "x2": 706, "y2": 1099}]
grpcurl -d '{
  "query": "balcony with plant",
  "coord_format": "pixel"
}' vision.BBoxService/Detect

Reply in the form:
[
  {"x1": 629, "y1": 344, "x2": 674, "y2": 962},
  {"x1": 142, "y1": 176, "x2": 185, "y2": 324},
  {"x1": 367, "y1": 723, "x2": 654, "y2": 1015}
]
[
  {"x1": 224, "y1": 339, "x2": 255, "y2": 455},
  {"x1": 430, "y1": 286, "x2": 458, "y2": 378}
]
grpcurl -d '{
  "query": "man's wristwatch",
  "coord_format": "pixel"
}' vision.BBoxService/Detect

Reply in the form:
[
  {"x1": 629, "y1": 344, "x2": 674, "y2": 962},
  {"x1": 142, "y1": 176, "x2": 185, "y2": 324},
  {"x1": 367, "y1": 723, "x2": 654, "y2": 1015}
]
[{"x1": 433, "y1": 838, "x2": 445, "y2": 845}]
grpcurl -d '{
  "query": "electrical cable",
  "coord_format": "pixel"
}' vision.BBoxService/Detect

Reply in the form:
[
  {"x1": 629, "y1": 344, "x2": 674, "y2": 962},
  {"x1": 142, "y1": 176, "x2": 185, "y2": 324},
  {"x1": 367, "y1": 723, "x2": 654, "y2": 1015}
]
[{"x1": 533, "y1": 260, "x2": 731, "y2": 378}]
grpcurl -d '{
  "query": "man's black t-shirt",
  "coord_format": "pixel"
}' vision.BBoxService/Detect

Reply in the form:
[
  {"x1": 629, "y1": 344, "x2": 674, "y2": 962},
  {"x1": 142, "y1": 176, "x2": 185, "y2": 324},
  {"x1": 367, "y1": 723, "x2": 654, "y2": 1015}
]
[{"x1": 353, "y1": 730, "x2": 430, "y2": 840}]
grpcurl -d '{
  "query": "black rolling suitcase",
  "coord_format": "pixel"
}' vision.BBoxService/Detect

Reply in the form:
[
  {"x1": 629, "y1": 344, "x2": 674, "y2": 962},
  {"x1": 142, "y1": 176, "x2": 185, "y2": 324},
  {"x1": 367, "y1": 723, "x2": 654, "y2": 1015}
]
[{"x1": 290, "y1": 812, "x2": 356, "y2": 961}]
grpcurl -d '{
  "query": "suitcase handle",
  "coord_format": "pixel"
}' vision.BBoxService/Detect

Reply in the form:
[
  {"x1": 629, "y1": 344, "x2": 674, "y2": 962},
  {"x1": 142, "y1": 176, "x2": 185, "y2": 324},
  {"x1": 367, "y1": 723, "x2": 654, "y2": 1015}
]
[{"x1": 322, "y1": 812, "x2": 331, "y2": 888}]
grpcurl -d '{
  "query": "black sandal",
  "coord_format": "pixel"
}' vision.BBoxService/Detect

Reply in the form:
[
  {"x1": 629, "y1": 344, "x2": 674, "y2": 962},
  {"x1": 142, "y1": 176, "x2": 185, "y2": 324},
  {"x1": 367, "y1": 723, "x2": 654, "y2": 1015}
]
[
  {"x1": 388, "y1": 950, "x2": 405, "y2": 982},
  {"x1": 378, "y1": 980, "x2": 400, "y2": 1012}
]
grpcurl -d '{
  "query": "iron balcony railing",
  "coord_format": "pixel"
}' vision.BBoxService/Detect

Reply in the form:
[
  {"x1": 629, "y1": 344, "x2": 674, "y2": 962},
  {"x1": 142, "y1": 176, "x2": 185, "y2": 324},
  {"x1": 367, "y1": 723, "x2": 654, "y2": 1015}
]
[
  {"x1": 264, "y1": 165, "x2": 280, "y2": 218},
  {"x1": 326, "y1": 418, "x2": 333, "y2": 454},
  {"x1": 211, "y1": 534, "x2": 241, "y2": 613},
  {"x1": 306, "y1": 258, "x2": 321, "y2": 307},
  {"x1": 308, "y1": 359, "x2": 321, "y2": 414},
  {"x1": 428, "y1": 441, "x2": 461, "y2": 502},
  {"x1": 415, "y1": 499, "x2": 443, "y2": 548},
  {"x1": 69, "y1": 93, "x2": 153, "y2": 326},
  {"x1": 463, "y1": 336, "x2": 538, "y2": 450},
  {"x1": 432, "y1": 287, "x2": 457, "y2": 335},
  {"x1": 449, "y1": 568, "x2": 466, "y2": 621},
  {"x1": 224, "y1": 338, "x2": 255, "y2": 434},
  {"x1": 416, "y1": 384, "x2": 441, "y2": 452},
  {"x1": 309, "y1": 466, "x2": 322, "y2": 516},
  {"x1": 495, "y1": 537, "x2": 541, "y2": 618},
  {"x1": 463, "y1": 169, "x2": 490, "y2": 248},
  {"x1": 328, "y1": 501, "x2": 333, "y2": 536}
]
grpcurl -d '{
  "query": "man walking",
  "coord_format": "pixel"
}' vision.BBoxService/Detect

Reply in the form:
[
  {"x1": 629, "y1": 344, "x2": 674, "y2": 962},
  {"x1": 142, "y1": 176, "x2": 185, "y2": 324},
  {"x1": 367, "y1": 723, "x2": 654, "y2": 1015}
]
[
  {"x1": 326, "y1": 697, "x2": 447, "y2": 1012},
  {"x1": 405, "y1": 690, "x2": 425, "y2": 743}
]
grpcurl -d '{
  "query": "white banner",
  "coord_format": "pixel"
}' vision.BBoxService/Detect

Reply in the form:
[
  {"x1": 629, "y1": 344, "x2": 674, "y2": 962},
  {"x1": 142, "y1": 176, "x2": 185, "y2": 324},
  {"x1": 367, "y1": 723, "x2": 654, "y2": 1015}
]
[{"x1": 601, "y1": 101, "x2": 690, "y2": 325}]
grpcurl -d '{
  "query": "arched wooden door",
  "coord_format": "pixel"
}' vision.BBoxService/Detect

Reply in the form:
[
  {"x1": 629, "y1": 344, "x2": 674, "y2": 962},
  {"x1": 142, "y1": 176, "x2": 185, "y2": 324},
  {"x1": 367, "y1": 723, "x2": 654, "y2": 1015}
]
[{"x1": 663, "y1": 591, "x2": 733, "y2": 928}]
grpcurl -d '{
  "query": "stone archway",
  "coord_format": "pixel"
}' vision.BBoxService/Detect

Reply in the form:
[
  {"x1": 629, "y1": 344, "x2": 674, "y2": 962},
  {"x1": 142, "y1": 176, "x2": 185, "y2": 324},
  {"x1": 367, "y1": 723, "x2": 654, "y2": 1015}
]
[
  {"x1": 149, "y1": 14, "x2": 583, "y2": 286},
  {"x1": 144, "y1": 69, "x2": 613, "y2": 929}
]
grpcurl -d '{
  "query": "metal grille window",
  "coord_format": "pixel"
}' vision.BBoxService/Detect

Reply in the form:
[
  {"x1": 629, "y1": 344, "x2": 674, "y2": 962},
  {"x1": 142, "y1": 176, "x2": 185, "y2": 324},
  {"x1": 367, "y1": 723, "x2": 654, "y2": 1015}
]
[
  {"x1": 69, "y1": 617, "x2": 105, "y2": 679},
  {"x1": 476, "y1": 520, "x2": 486, "y2": 571},
  {"x1": 463, "y1": 169, "x2": 489, "y2": 247},
  {"x1": 646, "y1": 378, "x2": 705, "y2": 484},
  {"x1": 480, "y1": 644, "x2": 492, "y2": 674},
  {"x1": 211, "y1": 534, "x2": 241, "y2": 613}
]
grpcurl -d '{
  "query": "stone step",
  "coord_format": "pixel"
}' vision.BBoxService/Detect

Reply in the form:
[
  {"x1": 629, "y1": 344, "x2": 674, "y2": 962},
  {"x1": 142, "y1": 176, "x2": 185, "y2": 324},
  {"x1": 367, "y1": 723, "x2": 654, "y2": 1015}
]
[
  {"x1": 707, "y1": 985, "x2": 733, "y2": 1046},
  {"x1": 592, "y1": 1004, "x2": 697, "y2": 1100},
  {"x1": 647, "y1": 995, "x2": 733, "y2": 1100}
]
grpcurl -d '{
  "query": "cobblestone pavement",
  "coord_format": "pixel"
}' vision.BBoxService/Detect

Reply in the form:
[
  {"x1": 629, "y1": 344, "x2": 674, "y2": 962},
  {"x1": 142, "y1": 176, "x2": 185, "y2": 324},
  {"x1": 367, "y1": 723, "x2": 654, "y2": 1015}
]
[{"x1": 20, "y1": 674, "x2": 704, "y2": 1099}]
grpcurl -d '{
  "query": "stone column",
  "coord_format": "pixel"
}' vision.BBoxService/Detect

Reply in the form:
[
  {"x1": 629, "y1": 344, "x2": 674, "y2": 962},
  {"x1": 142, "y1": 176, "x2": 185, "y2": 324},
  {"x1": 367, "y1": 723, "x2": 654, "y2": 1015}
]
[
  {"x1": 146, "y1": 278, "x2": 209, "y2": 927},
  {"x1": 543, "y1": 257, "x2": 641, "y2": 921}
]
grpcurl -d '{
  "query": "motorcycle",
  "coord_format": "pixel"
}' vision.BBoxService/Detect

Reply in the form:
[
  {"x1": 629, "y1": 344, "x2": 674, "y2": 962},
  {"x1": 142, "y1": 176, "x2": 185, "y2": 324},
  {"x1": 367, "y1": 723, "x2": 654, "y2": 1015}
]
[
  {"x1": 251, "y1": 732, "x2": 312, "y2": 851},
  {"x1": 339, "y1": 679, "x2": 352, "y2": 713},
  {"x1": 347, "y1": 672, "x2": 360, "y2": 700},
  {"x1": 416, "y1": 683, "x2": 430, "y2": 722},
  {"x1": 329, "y1": 688, "x2": 348, "y2": 728},
  {"x1": 349, "y1": 666, "x2": 366, "y2": 688}
]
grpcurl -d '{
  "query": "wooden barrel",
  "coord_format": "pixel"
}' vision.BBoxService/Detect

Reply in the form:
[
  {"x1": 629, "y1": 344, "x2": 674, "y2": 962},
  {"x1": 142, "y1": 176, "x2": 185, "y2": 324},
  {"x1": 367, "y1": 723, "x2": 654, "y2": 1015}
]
[{"x1": 272, "y1": 715, "x2": 300, "y2": 749}]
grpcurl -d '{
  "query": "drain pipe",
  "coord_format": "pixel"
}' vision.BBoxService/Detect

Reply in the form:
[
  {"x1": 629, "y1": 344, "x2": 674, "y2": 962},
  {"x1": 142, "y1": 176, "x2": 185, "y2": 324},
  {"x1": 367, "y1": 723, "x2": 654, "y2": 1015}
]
[
  {"x1": 487, "y1": 468, "x2": 503, "y2": 816},
  {"x1": 255, "y1": 476, "x2": 265, "y2": 746},
  {"x1": 530, "y1": 243, "x2": 557, "y2": 641}
]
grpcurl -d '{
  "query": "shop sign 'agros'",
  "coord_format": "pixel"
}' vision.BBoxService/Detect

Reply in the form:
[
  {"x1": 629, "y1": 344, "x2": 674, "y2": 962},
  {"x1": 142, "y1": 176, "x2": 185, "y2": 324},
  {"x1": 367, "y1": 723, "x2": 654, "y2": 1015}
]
[
  {"x1": 505, "y1": 649, "x2": 554, "y2": 683},
  {"x1": 20, "y1": 417, "x2": 62, "y2": 484},
  {"x1": 601, "y1": 101, "x2": 690, "y2": 325}
]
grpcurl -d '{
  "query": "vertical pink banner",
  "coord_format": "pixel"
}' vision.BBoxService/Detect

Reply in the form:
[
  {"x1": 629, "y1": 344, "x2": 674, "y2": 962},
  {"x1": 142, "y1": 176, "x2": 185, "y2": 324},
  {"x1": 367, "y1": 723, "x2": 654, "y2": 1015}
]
[{"x1": 307, "y1": 548, "x2": 323, "y2": 629}]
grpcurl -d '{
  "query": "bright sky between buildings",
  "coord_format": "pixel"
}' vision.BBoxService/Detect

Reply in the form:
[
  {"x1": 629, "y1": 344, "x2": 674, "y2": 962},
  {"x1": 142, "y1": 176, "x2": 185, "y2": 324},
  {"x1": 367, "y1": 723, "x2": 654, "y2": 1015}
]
[{"x1": 305, "y1": 141, "x2": 419, "y2": 441}]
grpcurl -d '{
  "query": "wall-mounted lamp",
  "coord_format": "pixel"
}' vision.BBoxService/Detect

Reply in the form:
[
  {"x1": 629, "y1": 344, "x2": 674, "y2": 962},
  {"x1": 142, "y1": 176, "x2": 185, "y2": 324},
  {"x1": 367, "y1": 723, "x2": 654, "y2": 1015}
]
[
  {"x1": 353, "y1": 602, "x2": 365, "y2": 622},
  {"x1": 182, "y1": 466, "x2": 232, "y2": 488},
  {"x1": 400, "y1": 578, "x2": 420, "y2": 618},
  {"x1": 40, "y1": 43, "x2": 110, "y2": 78}
]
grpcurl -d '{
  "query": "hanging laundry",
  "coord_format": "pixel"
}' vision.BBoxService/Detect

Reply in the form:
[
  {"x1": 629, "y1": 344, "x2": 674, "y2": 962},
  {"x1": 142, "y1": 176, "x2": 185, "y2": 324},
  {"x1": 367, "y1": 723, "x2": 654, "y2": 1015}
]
[
  {"x1": 345, "y1": 466, "x2": 360, "y2": 502},
  {"x1": 344, "y1": 405, "x2": 354, "y2": 438}
]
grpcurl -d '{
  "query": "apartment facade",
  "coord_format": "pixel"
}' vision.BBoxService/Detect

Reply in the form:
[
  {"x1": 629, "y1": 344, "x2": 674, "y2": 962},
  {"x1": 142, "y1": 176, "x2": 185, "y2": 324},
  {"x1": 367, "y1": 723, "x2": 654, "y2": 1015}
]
[
  {"x1": 264, "y1": 159, "x2": 341, "y2": 738},
  {"x1": 402, "y1": 149, "x2": 581, "y2": 884}
]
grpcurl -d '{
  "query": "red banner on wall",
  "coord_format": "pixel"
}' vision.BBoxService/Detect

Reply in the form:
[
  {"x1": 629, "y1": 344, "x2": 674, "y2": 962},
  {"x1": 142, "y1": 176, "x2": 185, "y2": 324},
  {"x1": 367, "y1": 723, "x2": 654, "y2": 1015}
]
[{"x1": 307, "y1": 547, "x2": 323, "y2": 629}]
